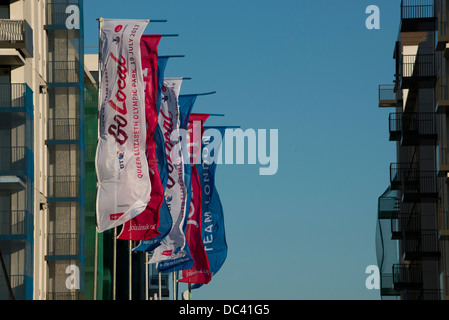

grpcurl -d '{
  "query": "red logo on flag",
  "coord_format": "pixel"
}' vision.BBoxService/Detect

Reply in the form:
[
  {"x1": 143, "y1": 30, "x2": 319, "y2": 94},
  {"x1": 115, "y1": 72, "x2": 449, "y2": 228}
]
[
  {"x1": 162, "y1": 250, "x2": 173, "y2": 256},
  {"x1": 110, "y1": 213, "x2": 124, "y2": 220},
  {"x1": 115, "y1": 25, "x2": 123, "y2": 32}
]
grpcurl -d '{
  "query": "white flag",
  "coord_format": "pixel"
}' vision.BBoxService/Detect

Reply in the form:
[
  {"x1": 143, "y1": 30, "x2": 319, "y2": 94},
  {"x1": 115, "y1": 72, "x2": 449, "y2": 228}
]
[
  {"x1": 96, "y1": 19, "x2": 150, "y2": 233},
  {"x1": 149, "y1": 78, "x2": 190, "y2": 264}
]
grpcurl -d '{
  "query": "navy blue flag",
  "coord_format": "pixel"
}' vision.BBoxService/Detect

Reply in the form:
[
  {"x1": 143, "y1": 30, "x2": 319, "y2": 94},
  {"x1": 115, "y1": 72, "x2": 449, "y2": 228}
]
[{"x1": 192, "y1": 127, "x2": 227, "y2": 289}]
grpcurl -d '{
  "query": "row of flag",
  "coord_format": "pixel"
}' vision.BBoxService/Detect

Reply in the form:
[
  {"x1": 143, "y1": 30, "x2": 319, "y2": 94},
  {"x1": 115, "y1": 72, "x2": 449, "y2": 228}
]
[{"x1": 95, "y1": 19, "x2": 227, "y2": 288}]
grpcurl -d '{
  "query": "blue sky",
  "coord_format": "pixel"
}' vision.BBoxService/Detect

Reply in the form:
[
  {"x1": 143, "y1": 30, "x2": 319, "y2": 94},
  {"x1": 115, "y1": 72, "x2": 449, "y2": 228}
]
[{"x1": 84, "y1": 0, "x2": 401, "y2": 300}]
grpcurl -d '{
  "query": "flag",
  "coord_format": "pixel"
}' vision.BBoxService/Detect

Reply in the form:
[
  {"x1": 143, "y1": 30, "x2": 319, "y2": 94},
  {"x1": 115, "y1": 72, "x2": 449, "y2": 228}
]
[
  {"x1": 133, "y1": 56, "x2": 171, "y2": 252},
  {"x1": 178, "y1": 165, "x2": 212, "y2": 284},
  {"x1": 149, "y1": 78, "x2": 191, "y2": 264},
  {"x1": 118, "y1": 35, "x2": 163, "y2": 240},
  {"x1": 192, "y1": 127, "x2": 227, "y2": 289},
  {"x1": 187, "y1": 113, "x2": 210, "y2": 165},
  {"x1": 156, "y1": 94, "x2": 198, "y2": 272},
  {"x1": 96, "y1": 19, "x2": 150, "y2": 233}
]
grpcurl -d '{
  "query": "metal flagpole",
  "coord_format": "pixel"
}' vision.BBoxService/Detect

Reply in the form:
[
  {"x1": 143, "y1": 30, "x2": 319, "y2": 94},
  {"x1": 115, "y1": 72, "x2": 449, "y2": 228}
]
[
  {"x1": 113, "y1": 227, "x2": 117, "y2": 300},
  {"x1": 95, "y1": 16, "x2": 104, "y2": 302},
  {"x1": 145, "y1": 252, "x2": 148, "y2": 300},
  {"x1": 93, "y1": 231, "x2": 98, "y2": 300},
  {"x1": 173, "y1": 272, "x2": 176, "y2": 300},
  {"x1": 129, "y1": 240, "x2": 132, "y2": 300},
  {"x1": 158, "y1": 271, "x2": 162, "y2": 300}
]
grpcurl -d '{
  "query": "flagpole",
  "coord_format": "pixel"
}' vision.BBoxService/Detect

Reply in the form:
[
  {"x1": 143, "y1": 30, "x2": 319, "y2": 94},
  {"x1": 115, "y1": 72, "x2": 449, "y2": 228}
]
[
  {"x1": 158, "y1": 270, "x2": 162, "y2": 300},
  {"x1": 95, "y1": 16, "x2": 104, "y2": 301},
  {"x1": 145, "y1": 252, "x2": 149, "y2": 300},
  {"x1": 113, "y1": 227, "x2": 117, "y2": 300},
  {"x1": 129, "y1": 240, "x2": 132, "y2": 300},
  {"x1": 173, "y1": 272, "x2": 176, "y2": 300}
]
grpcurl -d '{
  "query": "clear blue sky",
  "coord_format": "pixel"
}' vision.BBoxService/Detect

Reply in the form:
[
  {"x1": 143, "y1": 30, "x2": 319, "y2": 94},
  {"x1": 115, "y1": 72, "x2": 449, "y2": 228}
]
[{"x1": 84, "y1": 0, "x2": 401, "y2": 300}]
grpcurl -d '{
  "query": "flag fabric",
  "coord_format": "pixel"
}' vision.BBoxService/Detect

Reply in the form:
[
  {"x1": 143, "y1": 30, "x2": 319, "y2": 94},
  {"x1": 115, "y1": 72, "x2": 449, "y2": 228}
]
[
  {"x1": 156, "y1": 94, "x2": 197, "y2": 272},
  {"x1": 118, "y1": 35, "x2": 163, "y2": 241},
  {"x1": 187, "y1": 113, "x2": 210, "y2": 165},
  {"x1": 178, "y1": 164, "x2": 212, "y2": 284},
  {"x1": 149, "y1": 78, "x2": 192, "y2": 264},
  {"x1": 192, "y1": 127, "x2": 227, "y2": 289},
  {"x1": 96, "y1": 19, "x2": 150, "y2": 233},
  {"x1": 133, "y1": 56, "x2": 172, "y2": 252}
]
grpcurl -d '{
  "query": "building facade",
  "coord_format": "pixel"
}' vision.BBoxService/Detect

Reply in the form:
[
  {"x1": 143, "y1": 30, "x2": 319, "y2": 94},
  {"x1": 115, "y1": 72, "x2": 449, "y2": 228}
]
[
  {"x1": 0, "y1": 0, "x2": 97, "y2": 300},
  {"x1": 377, "y1": 0, "x2": 449, "y2": 300}
]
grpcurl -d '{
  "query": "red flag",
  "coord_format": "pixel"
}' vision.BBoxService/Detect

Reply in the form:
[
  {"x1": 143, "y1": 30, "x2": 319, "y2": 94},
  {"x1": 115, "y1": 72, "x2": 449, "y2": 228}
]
[
  {"x1": 187, "y1": 113, "x2": 209, "y2": 165},
  {"x1": 179, "y1": 165, "x2": 211, "y2": 284},
  {"x1": 118, "y1": 35, "x2": 163, "y2": 240}
]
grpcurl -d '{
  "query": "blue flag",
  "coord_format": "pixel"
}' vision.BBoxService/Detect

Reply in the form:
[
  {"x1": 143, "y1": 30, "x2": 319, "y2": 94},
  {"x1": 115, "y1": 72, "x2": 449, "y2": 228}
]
[
  {"x1": 192, "y1": 127, "x2": 227, "y2": 289},
  {"x1": 157, "y1": 94, "x2": 198, "y2": 272}
]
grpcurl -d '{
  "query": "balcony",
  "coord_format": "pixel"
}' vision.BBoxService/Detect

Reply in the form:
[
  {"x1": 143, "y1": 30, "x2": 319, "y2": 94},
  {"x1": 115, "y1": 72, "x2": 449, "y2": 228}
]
[
  {"x1": 378, "y1": 84, "x2": 402, "y2": 108},
  {"x1": 380, "y1": 274, "x2": 400, "y2": 297},
  {"x1": 0, "y1": 210, "x2": 32, "y2": 240},
  {"x1": 47, "y1": 175, "x2": 80, "y2": 201},
  {"x1": 378, "y1": 187, "x2": 399, "y2": 219},
  {"x1": 389, "y1": 162, "x2": 418, "y2": 190},
  {"x1": 391, "y1": 212, "x2": 421, "y2": 240},
  {"x1": 46, "y1": 292, "x2": 83, "y2": 300},
  {"x1": 438, "y1": 206, "x2": 449, "y2": 240},
  {"x1": 393, "y1": 263, "x2": 422, "y2": 289},
  {"x1": 402, "y1": 230, "x2": 440, "y2": 260},
  {"x1": 389, "y1": 113, "x2": 437, "y2": 146},
  {"x1": 436, "y1": 76, "x2": 449, "y2": 113},
  {"x1": 0, "y1": 274, "x2": 26, "y2": 300},
  {"x1": 47, "y1": 233, "x2": 80, "y2": 257},
  {"x1": 437, "y1": 11, "x2": 449, "y2": 51},
  {"x1": 401, "y1": 170, "x2": 439, "y2": 203},
  {"x1": 402, "y1": 289, "x2": 443, "y2": 300},
  {"x1": 0, "y1": 83, "x2": 33, "y2": 119},
  {"x1": 400, "y1": 54, "x2": 436, "y2": 90},
  {"x1": 47, "y1": 118, "x2": 80, "y2": 143},
  {"x1": 0, "y1": 19, "x2": 33, "y2": 63},
  {"x1": 47, "y1": 60, "x2": 79, "y2": 85},
  {"x1": 0, "y1": 147, "x2": 33, "y2": 188},
  {"x1": 400, "y1": 0, "x2": 436, "y2": 32},
  {"x1": 437, "y1": 141, "x2": 449, "y2": 177}
]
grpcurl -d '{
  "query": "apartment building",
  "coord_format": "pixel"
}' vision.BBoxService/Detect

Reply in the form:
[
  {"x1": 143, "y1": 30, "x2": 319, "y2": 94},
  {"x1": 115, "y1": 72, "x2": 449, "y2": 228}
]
[
  {"x1": 0, "y1": 0, "x2": 101, "y2": 300},
  {"x1": 376, "y1": 0, "x2": 449, "y2": 300}
]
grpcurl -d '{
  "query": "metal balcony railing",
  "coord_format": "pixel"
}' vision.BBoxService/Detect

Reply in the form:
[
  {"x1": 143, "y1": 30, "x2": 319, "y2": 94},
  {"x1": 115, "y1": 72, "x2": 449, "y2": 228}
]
[
  {"x1": 438, "y1": 11, "x2": 449, "y2": 46},
  {"x1": 0, "y1": 210, "x2": 31, "y2": 236},
  {"x1": 0, "y1": 275, "x2": 25, "y2": 300},
  {"x1": 380, "y1": 274, "x2": 400, "y2": 297},
  {"x1": 46, "y1": 1, "x2": 80, "y2": 27},
  {"x1": 391, "y1": 212, "x2": 421, "y2": 239},
  {"x1": 47, "y1": 60, "x2": 79, "y2": 83},
  {"x1": 389, "y1": 113, "x2": 437, "y2": 145},
  {"x1": 402, "y1": 170, "x2": 439, "y2": 203},
  {"x1": 46, "y1": 292, "x2": 82, "y2": 300},
  {"x1": 48, "y1": 118, "x2": 80, "y2": 141},
  {"x1": 401, "y1": 54, "x2": 435, "y2": 79},
  {"x1": 0, "y1": 19, "x2": 33, "y2": 58},
  {"x1": 402, "y1": 230, "x2": 440, "y2": 260},
  {"x1": 393, "y1": 264, "x2": 423, "y2": 289},
  {"x1": 48, "y1": 175, "x2": 80, "y2": 198},
  {"x1": 379, "y1": 84, "x2": 401, "y2": 108},
  {"x1": 438, "y1": 206, "x2": 449, "y2": 239},
  {"x1": 437, "y1": 140, "x2": 449, "y2": 176},
  {"x1": 0, "y1": 83, "x2": 32, "y2": 110},
  {"x1": 401, "y1": 0, "x2": 434, "y2": 20},
  {"x1": 47, "y1": 233, "x2": 80, "y2": 256},
  {"x1": 403, "y1": 289, "x2": 443, "y2": 300},
  {"x1": 389, "y1": 163, "x2": 418, "y2": 190},
  {"x1": 389, "y1": 113, "x2": 402, "y2": 141},
  {"x1": 0, "y1": 146, "x2": 31, "y2": 176},
  {"x1": 436, "y1": 76, "x2": 449, "y2": 113}
]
